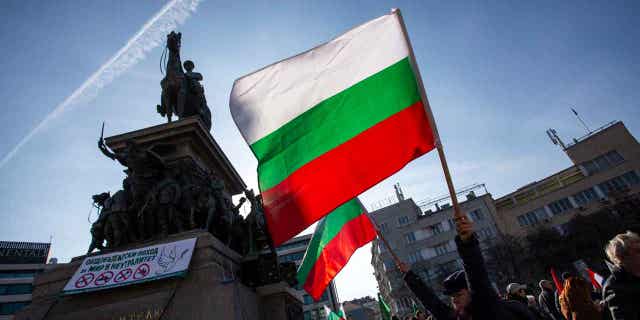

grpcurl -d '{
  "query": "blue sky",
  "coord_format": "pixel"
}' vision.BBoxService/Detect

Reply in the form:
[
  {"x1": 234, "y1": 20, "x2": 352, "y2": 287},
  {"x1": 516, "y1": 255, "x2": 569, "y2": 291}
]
[{"x1": 1, "y1": 0, "x2": 639, "y2": 301}]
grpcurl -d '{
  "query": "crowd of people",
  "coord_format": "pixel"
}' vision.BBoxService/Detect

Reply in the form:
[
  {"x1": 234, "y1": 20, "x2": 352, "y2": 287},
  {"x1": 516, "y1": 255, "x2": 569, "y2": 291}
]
[{"x1": 389, "y1": 216, "x2": 640, "y2": 320}]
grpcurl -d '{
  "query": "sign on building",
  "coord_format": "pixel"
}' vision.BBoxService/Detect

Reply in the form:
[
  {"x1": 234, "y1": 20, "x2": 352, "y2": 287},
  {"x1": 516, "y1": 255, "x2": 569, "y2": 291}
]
[
  {"x1": 63, "y1": 238, "x2": 197, "y2": 295},
  {"x1": 0, "y1": 241, "x2": 51, "y2": 264}
]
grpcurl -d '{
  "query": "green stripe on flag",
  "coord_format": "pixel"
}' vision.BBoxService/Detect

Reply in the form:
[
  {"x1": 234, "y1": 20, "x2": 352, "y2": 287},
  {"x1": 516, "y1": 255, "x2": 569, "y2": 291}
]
[
  {"x1": 251, "y1": 57, "x2": 421, "y2": 190},
  {"x1": 296, "y1": 199, "x2": 363, "y2": 284},
  {"x1": 379, "y1": 293, "x2": 391, "y2": 320}
]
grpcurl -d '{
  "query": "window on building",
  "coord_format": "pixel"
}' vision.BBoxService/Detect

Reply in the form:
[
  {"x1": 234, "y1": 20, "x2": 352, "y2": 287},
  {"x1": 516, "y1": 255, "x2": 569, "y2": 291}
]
[
  {"x1": 434, "y1": 243, "x2": 451, "y2": 256},
  {"x1": 0, "y1": 284, "x2": 33, "y2": 296},
  {"x1": 594, "y1": 156, "x2": 612, "y2": 172},
  {"x1": 447, "y1": 218, "x2": 456, "y2": 230},
  {"x1": 606, "y1": 150, "x2": 625, "y2": 165},
  {"x1": 517, "y1": 208, "x2": 544, "y2": 227},
  {"x1": 383, "y1": 259, "x2": 395, "y2": 271},
  {"x1": 379, "y1": 222, "x2": 389, "y2": 233},
  {"x1": 583, "y1": 161, "x2": 599, "y2": 175},
  {"x1": 582, "y1": 150, "x2": 624, "y2": 175},
  {"x1": 478, "y1": 227, "x2": 495, "y2": 240},
  {"x1": 599, "y1": 176, "x2": 629, "y2": 195},
  {"x1": 573, "y1": 188, "x2": 599, "y2": 206},
  {"x1": 404, "y1": 232, "x2": 416, "y2": 244},
  {"x1": 408, "y1": 251, "x2": 422, "y2": 263},
  {"x1": 303, "y1": 294, "x2": 314, "y2": 305},
  {"x1": 304, "y1": 311, "x2": 311, "y2": 320},
  {"x1": 280, "y1": 252, "x2": 304, "y2": 263},
  {"x1": 468, "y1": 209, "x2": 484, "y2": 221},
  {"x1": 622, "y1": 171, "x2": 640, "y2": 186},
  {"x1": 549, "y1": 198, "x2": 574, "y2": 215},
  {"x1": 397, "y1": 216, "x2": 409, "y2": 226},
  {"x1": 431, "y1": 223, "x2": 444, "y2": 235},
  {"x1": 0, "y1": 302, "x2": 30, "y2": 316}
]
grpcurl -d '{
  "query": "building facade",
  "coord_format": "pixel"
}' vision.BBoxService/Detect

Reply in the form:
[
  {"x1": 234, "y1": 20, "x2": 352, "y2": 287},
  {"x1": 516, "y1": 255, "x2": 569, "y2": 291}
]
[
  {"x1": 343, "y1": 296, "x2": 380, "y2": 320},
  {"x1": 494, "y1": 121, "x2": 640, "y2": 237},
  {"x1": 277, "y1": 234, "x2": 340, "y2": 320},
  {"x1": 0, "y1": 241, "x2": 51, "y2": 319},
  {"x1": 370, "y1": 187, "x2": 501, "y2": 317}
]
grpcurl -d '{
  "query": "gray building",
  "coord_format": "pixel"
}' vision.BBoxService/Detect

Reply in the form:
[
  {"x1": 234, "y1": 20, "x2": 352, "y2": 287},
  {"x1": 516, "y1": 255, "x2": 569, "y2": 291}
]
[
  {"x1": 277, "y1": 234, "x2": 340, "y2": 320},
  {"x1": 370, "y1": 185, "x2": 501, "y2": 317},
  {"x1": 0, "y1": 241, "x2": 51, "y2": 320}
]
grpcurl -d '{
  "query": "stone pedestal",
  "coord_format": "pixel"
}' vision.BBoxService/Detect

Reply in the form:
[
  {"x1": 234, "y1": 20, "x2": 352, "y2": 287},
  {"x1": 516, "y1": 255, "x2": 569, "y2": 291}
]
[
  {"x1": 257, "y1": 283, "x2": 303, "y2": 320},
  {"x1": 16, "y1": 231, "x2": 302, "y2": 320},
  {"x1": 104, "y1": 116, "x2": 245, "y2": 194}
]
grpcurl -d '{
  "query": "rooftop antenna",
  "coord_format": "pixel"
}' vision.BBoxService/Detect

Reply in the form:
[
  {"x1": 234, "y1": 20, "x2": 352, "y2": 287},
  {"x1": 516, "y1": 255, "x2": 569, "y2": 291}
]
[
  {"x1": 394, "y1": 183, "x2": 405, "y2": 202},
  {"x1": 546, "y1": 128, "x2": 567, "y2": 150},
  {"x1": 571, "y1": 107, "x2": 592, "y2": 134}
]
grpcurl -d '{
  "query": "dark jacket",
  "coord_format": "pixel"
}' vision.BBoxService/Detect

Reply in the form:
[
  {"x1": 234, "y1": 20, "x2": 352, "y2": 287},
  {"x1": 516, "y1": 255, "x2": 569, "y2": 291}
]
[
  {"x1": 539, "y1": 288, "x2": 565, "y2": 320},
  {"x1": 403, "y1": 235, "x2": 537, "y2": 320},
  {"x1": 603, "y1": 266, "x2": 640, "y2": 320}
]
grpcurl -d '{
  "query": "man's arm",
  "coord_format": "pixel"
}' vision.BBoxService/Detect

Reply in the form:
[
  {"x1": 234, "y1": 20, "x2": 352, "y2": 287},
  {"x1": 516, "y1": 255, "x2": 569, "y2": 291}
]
[
  {"x1": 98, "y1": 138, "x2": 117, "y2": 161},
  {"x1": 403, "y1": 270, "x2": 455, "y2": 320},
  {"x1": 454, "y1": 217, "x2": 499, "y2": 306}
]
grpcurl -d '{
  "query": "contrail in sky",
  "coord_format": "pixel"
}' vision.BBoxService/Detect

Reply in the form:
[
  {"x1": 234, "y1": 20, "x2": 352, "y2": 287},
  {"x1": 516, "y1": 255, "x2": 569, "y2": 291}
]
[{"x1": 0, "y1": 0, "x2": 201, "y2": 169}]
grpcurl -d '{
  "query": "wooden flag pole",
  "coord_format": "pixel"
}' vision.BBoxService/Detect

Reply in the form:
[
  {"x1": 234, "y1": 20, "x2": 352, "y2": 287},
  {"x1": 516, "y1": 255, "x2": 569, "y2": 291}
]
[
  {"x1": 357, "y1": 198, "x2": 405, "y2": 268},
  {"x1": 392, "y1": 8, "x2": 464, "y2": 220}
]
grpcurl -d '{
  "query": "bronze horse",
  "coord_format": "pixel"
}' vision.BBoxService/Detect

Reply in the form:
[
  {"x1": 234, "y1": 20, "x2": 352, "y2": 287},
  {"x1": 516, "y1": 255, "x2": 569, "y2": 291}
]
[
  {"x1": 158, "y1": 32, "x2": 184, "y2": 122},
  {"x1": 157, "y1": 32, "x2": 212, "y2": 130}
]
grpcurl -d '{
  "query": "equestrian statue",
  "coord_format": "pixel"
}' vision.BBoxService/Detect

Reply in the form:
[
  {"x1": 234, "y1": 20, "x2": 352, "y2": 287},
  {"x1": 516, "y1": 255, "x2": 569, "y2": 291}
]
[{"x1": 157, "y1": 31, "x2": 212, "y2": 130}]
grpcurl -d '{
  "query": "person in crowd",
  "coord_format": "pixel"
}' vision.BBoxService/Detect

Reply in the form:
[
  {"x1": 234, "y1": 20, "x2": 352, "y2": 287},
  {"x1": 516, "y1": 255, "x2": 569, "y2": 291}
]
[
  {"x1": 400, "y1": 214, "x2": 537, "y2": 320},
  {"x1": 505, "y1": 282, "x2": 547, "y2": 319},
  {"x1": 539, "y1": 280, "x2": 565, "y2": 320},
  {"x1": 505, "y1": 283, "x2": 529, "y2": 304},
  {"x1": 414, "y1": 310, "x2": 427, "y2": 320},
  {"x1": 559, "y1": 275, "x2": 601, "y2": 320},
  {"x1": 603, "y1": 231, "x2": 640, "y2": 320},
  {"x1": 555, "y1": 272, "x2": 573, "y2": 317}
]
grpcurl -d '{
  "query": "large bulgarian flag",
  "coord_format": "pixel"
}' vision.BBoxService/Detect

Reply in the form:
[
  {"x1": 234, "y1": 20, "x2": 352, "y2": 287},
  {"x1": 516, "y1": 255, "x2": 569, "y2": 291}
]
[
  {"x1": 296, "y1": 199, "x2": 377, "y2": 300},
  {"x1": 230, "y1": 10, "x2": 437, "y2": 245}
]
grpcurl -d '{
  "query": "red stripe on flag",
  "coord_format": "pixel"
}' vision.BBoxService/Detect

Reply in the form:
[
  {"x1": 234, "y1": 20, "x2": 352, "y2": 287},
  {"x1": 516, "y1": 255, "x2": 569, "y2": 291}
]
[
  {"x1": 263, "y1": 101, "x2": 435, "y2": 245},
  {"x1": 302, "y1": 213, "x2": 377, "y2": 300},
  {"x1": 550, "y1": 268, "x2": 563, "y2": 293},
  {"x1": 586, "y1": 268, "x2": 603, "y2": 289}
]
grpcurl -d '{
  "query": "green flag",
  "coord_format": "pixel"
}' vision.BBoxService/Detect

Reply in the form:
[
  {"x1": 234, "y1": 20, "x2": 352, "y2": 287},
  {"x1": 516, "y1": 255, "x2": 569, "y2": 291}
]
[
  {"x1": 412, "y1": 300, "x2": 419, "y2": 316},
  {"x1": 378, "y1": 293, "x2": 391, "y2": 320},
  {"x1": 324, "y1": 305, "x2": 345, "y2": 320}
]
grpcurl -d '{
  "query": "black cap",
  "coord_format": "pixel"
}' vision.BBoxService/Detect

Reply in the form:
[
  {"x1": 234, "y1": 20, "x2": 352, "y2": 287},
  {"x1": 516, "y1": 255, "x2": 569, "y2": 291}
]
[{"x1": 443, "y1": 270, "x2": 467, "y2": 295}]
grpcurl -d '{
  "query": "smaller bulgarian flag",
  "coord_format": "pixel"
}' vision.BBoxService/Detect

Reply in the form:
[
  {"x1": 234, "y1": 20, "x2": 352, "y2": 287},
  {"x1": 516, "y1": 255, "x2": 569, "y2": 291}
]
[
  {"x1": 586, "y1": 268, "x2": 604, "y2": 289},
  {"x1": 379, "y1": 293, "x2": 392, "y2": 320},
  {"x1": 324, "y1": 305, "x2": 346, "y2": 320},
  {"x1": 297, "y1": 198, "x2": 377, "y2": 300},
  {"x1": 550, "y1": 267, "x2": 564, "y2": 293}
]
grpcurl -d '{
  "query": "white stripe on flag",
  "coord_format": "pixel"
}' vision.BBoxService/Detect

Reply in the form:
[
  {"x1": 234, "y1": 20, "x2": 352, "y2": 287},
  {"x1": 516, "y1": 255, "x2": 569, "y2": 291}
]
[{"x1": 230, "y1": 12, "x2": 410, "y2": 144}]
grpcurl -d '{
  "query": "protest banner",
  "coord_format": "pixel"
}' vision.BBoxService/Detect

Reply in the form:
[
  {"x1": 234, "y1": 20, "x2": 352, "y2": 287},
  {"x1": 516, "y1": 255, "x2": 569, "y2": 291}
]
[{"x1": 63, "y1": 238, "x2": 196, "y2": 295}]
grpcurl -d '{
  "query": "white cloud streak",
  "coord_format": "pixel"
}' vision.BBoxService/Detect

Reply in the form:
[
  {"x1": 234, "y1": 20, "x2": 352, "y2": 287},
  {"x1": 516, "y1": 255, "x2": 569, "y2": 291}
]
[{"x1": 0, "y1": 0, "x2": 201, "y2": 169}]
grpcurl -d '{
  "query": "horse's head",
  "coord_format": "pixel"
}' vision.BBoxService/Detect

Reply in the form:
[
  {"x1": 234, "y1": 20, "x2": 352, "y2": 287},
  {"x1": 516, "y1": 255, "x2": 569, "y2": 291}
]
[{"x1": 166, "y1": 31, "x2": 182, "y2": 52}]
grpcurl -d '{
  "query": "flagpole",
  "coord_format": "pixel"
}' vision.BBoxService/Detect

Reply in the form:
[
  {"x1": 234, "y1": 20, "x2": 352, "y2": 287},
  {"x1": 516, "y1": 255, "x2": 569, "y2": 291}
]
[
  {"x1": 392, "y1": 8, "x2": 465, "y2": 221},
  {"x1": 356, "y1": 198, "x2": 405, "y2": 268}
]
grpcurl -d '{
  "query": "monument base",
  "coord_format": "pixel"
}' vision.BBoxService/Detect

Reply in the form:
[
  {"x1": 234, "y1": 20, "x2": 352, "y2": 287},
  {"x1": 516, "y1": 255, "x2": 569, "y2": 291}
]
[{"x1": 16, "y1": 231, "x2": 302, "y2": 320}]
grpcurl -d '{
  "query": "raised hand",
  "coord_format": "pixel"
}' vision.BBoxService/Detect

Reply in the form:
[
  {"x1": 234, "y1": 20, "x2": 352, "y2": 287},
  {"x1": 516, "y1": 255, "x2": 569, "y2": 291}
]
[{"x1": 454, "y1": 214, "x2": 474, "y2": 242}]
